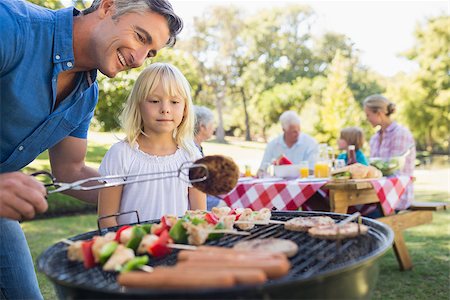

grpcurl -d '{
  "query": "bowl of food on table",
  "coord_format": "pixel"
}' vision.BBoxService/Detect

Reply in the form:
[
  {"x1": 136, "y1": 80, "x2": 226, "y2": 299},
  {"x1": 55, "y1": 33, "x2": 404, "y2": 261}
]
[
  {"x1": 272, "y1": 155, "x2": 301, "y2": 178},
  {"x1": 369, "y1": 156, "x2": 405, "y2": 176}
]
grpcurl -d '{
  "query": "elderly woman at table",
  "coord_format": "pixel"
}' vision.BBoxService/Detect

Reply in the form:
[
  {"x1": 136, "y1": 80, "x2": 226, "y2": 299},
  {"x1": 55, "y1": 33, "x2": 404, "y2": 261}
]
[
  {"x1": 194, "y1": 105, "x2": 215, "y2": 156},
  {"x1": 194, "y1": 105, "x2": 221, "y2": 210},
  {"x1": 364, "y1": 94, "x2": 416, "y2": 212}
]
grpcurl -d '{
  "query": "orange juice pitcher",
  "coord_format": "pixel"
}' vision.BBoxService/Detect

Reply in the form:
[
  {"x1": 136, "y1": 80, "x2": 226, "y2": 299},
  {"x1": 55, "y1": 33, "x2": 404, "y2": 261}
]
[
  {"x1": 314, "y1": 143, "x2": 330, "y2": 178},
  {"x1": 314, "y1": 162, "x2": 330, "y2": 178}
]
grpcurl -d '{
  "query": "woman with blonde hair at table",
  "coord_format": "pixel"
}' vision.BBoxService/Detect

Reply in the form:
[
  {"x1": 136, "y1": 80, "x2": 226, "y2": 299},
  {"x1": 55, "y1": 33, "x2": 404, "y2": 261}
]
[{"x1": 363, "y1": 94, "x2": 416, "y2": 212}]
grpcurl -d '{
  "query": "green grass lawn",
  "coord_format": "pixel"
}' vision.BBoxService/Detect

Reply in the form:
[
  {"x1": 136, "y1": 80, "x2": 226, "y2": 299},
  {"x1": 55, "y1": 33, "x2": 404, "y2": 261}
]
[{"x1": 21, "y1": 132, "x2": 450, "y2": 299}]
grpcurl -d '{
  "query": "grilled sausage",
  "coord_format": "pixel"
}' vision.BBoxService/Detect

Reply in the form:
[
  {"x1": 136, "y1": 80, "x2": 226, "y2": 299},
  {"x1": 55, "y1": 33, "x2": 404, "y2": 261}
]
[
  {"x1": 176, "y1": 257, "x2": 291, "y2": 279},
  {"x1": 117, "y1": 269, "x2": 236, "y2": 289},
  {"x1": 155, "y1": 266, "x2": 267, "y2": 285},
  {"x1": 177, "y1": 249, "x2": 285, "y2": 262}
]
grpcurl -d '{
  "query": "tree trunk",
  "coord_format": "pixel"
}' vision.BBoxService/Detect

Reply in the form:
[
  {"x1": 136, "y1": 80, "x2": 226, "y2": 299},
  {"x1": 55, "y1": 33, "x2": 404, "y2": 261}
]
[
  {"x1": 240, "y1": 87, "x2": 251, "y2": 141},
  {"x1": 215, "y1": 92, "x2": 226, "y2": 143}
]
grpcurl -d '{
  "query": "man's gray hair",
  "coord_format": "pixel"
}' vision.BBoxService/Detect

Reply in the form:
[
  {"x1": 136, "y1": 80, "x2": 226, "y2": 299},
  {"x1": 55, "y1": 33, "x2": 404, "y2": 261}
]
[
  {"x1": 279, "y1": 110, "x2": 301, "y2": 129},
  {"x1": 83, "y1": 0, "x2": 183, "y2": 47},
  {"x1": 194, "y1": 106, "x2": 215, "y2": 135}
]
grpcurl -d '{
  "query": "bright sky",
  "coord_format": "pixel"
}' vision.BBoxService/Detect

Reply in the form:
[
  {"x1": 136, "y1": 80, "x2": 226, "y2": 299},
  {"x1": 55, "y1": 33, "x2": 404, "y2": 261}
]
[{"x1": 170, "y1": 0, "x2": 449, "y2": 77}]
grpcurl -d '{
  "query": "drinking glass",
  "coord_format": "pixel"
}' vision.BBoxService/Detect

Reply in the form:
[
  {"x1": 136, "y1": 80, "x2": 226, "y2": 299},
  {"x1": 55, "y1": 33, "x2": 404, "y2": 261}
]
[
  {"x1": 299, "y1": 161, "x2": 309, "y2": 178},
  {"x1": 244, "y1": 165, "x2": 252, "y2": 177},
  {"x1": 335, "y1": 159, "x2": 346, "y2": 169},
  {"x1": 258, "y1": 162, "x2": 272, "y2": 178}
]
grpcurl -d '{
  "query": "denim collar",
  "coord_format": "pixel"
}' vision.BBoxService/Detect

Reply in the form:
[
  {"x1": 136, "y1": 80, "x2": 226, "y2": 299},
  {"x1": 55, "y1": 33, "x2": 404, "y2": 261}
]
[{"x1": 52, "y1": 7, "x2": 79, "y2": 64}]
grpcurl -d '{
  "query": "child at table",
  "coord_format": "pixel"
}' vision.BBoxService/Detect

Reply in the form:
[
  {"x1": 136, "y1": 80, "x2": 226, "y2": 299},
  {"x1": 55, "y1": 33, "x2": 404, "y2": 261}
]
[
  {"x1": 98, "y1": 63, "x2": 206, "y2": 228},
  {"x1": 337, "y1": 127, "x2": 369, "y2": 165}
]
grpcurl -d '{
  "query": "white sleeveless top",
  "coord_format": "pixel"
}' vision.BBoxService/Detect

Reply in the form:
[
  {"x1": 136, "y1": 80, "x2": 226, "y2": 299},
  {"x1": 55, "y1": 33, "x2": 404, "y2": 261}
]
[{"x1": 99, "y1": 141, "x2": 201, "y2": 224}]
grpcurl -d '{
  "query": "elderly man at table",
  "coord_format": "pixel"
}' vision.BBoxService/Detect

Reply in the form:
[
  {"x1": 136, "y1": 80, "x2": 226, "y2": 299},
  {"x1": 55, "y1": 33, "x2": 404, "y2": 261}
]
[{"x1": 257, "y1": 110, "x2": 318, "y2": 177}]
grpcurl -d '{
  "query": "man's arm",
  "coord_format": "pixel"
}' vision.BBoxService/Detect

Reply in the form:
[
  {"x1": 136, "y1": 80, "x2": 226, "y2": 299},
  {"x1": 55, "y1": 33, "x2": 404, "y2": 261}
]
[
  {"x1": 256, "y1": 142, "x2": 275, "y2": 177},
  {"x1": 49, "y1": 136, "x2": 99, "y2": 203}
]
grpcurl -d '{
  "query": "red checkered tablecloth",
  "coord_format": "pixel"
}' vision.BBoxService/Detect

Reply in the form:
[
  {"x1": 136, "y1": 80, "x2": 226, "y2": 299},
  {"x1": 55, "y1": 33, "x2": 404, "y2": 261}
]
[
  {"x1": 222, "y1": 176, "x2": 413, "y2": 214},
  {"x1": 222, "y1": 178, "x2": 328, "y2": 210},
  {"x1": 370, "y1": 175, "x2": 413, "y2": 214}
]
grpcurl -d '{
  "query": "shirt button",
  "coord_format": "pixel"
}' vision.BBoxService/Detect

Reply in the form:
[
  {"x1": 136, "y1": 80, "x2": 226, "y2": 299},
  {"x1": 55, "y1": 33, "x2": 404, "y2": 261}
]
[
  {"x1": 18, "y1": 146, "x2": 24, "y2": 151},
  {"x1": 67, "y1": 62, "x2": 73, "y2": 68},
  {"x1": 55, "y1": 55, "x2": 60, "y2": 60}
]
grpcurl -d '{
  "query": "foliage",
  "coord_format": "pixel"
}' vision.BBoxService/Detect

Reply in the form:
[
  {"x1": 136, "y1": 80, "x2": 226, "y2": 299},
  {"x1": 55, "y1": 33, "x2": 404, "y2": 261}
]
[
  {"x1": 30, "y1": 1, "x2": 448, "y2": 151},
  {"x1": 392, "y1": 15, "x2": 450, "y2": 152},
  {"x1": 314, "y1": 51, "x2": 364, "y2": 144},
  {"x1": 27, "y1": 0, "x2": 63, "y2": 9},
  {"x1": 94, "y1": 71, "x2": 138, "y2": 131}
]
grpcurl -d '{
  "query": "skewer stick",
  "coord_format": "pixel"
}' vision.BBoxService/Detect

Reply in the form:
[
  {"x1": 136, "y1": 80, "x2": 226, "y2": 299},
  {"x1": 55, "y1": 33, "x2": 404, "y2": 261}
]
[
  {"x1": 338, "y1": 212, "x2": 361, "y2": 226},
  {"x1": 233, "y1": 219, "x2": 286, "y2": 225},
  {"x1": 234, "y1": 220, "x2": 270, "y2": 225},
  {"x1": 61, "y1": 239, "x2": 75, "y2": 245},
  {"x1": 167, "y1": 244, "x2": 198, "y2": 251},
  {"x1": 268, "y1": 220, "x2": 286, "y2": 225},
  {"x1": 139, "y1": 265, "x2": 154, "y2": 273},
  {"x1": 208, "y1": 229, "x2": 250, "y2": 236}
]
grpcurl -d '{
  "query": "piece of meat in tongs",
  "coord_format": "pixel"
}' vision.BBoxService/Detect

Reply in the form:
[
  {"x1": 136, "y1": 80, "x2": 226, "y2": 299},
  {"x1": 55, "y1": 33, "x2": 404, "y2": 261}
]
[{"x1": 34, "y1": 155, "x2": 239, "y2": 196}]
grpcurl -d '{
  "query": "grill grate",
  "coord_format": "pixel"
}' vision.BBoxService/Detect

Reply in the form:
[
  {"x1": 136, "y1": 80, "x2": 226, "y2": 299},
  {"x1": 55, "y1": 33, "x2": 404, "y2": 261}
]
[{"x1": 38, "y1": 211, "x2": 391, "y2": 298}]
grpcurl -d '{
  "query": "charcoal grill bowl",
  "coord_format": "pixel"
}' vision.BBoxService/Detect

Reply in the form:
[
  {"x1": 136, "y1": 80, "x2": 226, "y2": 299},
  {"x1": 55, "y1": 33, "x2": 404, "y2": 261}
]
[{"x1": 38, "y1": 211, "x2": 393, "y2": 300}]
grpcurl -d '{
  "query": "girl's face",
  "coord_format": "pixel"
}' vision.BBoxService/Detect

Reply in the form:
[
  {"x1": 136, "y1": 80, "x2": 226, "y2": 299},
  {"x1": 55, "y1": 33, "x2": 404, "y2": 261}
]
[
  {"x1": 364, "y1": 107, "x2": 382, "y2": 127},
  {"x1": 139, "y1": 83, "x2": 186, "y2": 135},
  {"x1": 337, "y1": 138, "x2": 348, "y2": 150}
]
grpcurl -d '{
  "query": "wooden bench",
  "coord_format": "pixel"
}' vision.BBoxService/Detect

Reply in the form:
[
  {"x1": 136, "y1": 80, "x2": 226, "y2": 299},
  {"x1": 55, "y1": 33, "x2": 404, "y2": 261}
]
[
  {"x1": 377, "y1": 210, "x2": 432, "y2": 271},
  {"x1": 409, "y1": 201, "x2": 448, "y2": 211},
  {"x1": 377, "y1": 201, "x2": 447, "y2": 270}
]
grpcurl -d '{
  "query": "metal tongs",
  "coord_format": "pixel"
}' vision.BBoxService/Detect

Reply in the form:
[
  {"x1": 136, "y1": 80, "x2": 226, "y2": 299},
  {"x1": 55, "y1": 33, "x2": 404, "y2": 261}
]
[{"x1": 31, "y1": 161, "x2": 208, "y2": 194}]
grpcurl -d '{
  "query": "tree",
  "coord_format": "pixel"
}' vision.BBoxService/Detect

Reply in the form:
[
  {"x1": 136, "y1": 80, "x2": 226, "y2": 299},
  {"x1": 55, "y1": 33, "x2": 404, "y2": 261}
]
[
  {"x1": 181, "y1": 6, "x2": 249, "y2": 142},
  {"x1": 396, "y1": 15, "x2": 450, "y2": 151},
  {"x1": 28, "y1": 0, "x2": 63, "y2": 9},
  {"x1": 314, "y1": 51, "x2": 364, "y2": 144}
]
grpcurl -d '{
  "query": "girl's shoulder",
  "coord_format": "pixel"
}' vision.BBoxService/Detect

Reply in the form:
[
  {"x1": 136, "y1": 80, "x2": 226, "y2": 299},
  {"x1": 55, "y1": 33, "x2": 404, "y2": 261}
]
[{"x1": 108, "y1": 140, "x2": 134, "y2": 154}]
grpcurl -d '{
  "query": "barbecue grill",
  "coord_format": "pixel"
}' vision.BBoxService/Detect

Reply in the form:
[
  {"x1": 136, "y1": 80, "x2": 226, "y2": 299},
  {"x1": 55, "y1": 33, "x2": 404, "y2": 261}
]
[{"x1": 38, "y1": 211, "x2": 393, "y2": 299}]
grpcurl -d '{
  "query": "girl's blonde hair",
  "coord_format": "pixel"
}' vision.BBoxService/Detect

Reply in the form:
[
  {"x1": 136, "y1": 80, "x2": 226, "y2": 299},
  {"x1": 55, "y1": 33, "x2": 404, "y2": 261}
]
[
  {"x1": 120, "y1": 63, "x2": 197, "y2": 158},
  {"x1": 340, "y1": 127, "x2": 365, "y2": 150},
  {"x1": 363, "y1": 94, "x2": 396, "y2": 116}
]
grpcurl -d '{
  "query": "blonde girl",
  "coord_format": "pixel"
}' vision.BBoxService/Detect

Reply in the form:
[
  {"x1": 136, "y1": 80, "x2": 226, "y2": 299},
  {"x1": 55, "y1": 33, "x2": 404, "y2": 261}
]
[{"x1": 98, "y1": 63, "x2": 205, "y2": 228}]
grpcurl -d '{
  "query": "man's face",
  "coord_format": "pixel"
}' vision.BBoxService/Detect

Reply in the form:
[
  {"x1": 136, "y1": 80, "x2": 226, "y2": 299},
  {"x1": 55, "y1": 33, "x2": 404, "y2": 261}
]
[
  {"x1": 283, "y1": 124, "x2": 300, "y2": 144},
  {"x1": 92, "y1": 7, "x2": 170, "y2": 78}
]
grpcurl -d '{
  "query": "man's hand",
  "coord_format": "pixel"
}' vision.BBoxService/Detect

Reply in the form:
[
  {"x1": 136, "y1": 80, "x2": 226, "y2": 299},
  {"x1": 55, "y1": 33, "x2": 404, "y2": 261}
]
[{"x1": 0, "y1": 172, "x2": 48, "y2": 220}]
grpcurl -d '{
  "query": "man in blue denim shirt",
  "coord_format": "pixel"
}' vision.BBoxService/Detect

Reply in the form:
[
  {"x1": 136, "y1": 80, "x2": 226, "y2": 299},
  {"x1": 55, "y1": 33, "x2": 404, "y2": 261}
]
[{"x1": 0, "y1": 0, "x2": 182, "y2": 298}]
